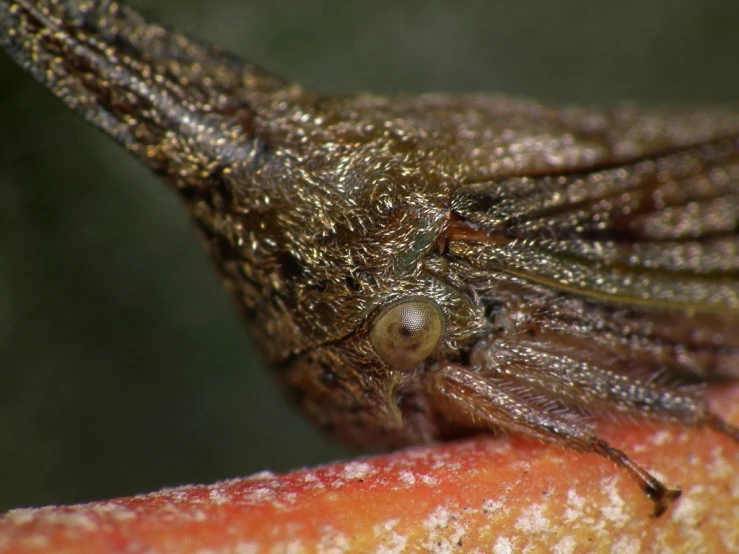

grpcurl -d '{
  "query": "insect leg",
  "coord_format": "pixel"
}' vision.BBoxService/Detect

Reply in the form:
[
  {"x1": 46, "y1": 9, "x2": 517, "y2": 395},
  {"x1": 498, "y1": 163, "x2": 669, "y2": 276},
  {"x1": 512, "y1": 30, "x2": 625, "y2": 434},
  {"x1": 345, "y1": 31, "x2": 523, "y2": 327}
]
[
  {"x1": 425, "y1": 364, "x2": 681, "y2": 517},
  {"x1": 472, "y1": 337, "x2": 739, "y2": 442}
]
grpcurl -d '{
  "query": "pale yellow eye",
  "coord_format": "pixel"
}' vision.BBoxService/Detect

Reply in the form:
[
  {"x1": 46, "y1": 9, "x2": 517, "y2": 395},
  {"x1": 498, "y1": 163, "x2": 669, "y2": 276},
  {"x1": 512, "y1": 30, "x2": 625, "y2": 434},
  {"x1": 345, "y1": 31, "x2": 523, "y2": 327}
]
[{"x1": 370, "y1": 298, "x2": 446, "y2": 370}]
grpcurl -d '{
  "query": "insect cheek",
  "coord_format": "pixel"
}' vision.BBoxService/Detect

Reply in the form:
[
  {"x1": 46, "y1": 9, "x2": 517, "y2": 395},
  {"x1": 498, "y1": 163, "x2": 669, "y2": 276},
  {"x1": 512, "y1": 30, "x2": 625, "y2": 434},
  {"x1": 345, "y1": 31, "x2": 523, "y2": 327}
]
[{"x1": 370, "y1": 298, "x2": 446, "y2": 371}]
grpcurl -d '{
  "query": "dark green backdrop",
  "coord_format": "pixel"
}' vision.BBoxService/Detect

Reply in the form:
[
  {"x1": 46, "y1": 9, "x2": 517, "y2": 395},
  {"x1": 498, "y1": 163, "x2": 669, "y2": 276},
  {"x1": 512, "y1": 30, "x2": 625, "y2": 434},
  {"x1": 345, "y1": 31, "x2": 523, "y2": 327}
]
[{"x1": 2, "y1": 0, "x2": 738, "y2": 511}]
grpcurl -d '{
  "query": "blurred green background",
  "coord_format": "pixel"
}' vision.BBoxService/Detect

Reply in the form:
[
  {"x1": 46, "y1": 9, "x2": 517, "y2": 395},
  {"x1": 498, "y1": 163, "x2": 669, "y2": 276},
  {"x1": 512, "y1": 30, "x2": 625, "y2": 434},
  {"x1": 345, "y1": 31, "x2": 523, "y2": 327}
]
[{"x1": 1, "y1": 0, "x2": 739, "y2": 512}]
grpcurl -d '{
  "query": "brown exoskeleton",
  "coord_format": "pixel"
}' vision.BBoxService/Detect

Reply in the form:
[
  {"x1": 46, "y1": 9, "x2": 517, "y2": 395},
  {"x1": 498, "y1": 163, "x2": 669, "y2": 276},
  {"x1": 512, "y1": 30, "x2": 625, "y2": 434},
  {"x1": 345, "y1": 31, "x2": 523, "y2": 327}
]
[{"x1": 2, "y1": 0, "x2": 738, "y2": 517}]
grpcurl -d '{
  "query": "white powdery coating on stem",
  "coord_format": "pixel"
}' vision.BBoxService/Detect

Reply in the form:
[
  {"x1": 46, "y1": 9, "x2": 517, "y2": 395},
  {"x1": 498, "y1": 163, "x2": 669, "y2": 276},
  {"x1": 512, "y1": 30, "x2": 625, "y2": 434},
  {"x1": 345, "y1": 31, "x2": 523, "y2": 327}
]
[
  {"x1": 339, "y1": 461, "x2": 374, "y2": 481},
  {"x1": 514, "y1": 503, "x2": 551, "y2": 535},
  {"x1": 1, "y1": 395, "x2": 738, "y2": 554}
]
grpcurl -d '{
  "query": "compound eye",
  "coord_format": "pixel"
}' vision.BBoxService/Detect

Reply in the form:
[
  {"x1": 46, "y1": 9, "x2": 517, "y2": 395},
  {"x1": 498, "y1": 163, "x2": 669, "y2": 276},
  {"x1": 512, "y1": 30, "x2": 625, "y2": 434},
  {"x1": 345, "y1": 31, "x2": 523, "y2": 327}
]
[{"x1": 370, "y1": 298, "x2": 446, "y2": 370}]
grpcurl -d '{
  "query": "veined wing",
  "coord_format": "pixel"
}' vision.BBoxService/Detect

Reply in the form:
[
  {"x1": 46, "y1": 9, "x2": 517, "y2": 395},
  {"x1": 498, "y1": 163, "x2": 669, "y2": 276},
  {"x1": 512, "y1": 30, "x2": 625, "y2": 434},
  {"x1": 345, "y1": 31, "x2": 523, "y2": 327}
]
[{"x1": 449, "y1": 134, "x2": 739, "y2": 313}]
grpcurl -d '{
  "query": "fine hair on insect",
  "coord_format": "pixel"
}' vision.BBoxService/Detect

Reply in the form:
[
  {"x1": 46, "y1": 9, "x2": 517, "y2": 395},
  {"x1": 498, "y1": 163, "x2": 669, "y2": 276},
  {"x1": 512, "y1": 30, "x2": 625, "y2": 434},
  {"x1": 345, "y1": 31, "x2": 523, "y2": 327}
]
[{"x1": 1, "y1": 0, "x2": 738, "y2": 518}]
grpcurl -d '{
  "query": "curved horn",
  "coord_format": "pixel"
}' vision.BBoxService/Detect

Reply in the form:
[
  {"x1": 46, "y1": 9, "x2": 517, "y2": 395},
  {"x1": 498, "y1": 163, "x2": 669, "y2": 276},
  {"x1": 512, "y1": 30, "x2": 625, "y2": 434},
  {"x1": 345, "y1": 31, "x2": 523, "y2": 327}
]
[{"x1": 0, "y1": 0, "x2": 290, "y2": 183}]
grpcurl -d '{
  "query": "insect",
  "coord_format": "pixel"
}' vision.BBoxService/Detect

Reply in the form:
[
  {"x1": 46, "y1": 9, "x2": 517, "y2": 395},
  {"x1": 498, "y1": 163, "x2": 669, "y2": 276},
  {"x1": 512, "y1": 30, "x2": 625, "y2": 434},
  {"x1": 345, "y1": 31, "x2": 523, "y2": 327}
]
[{"x1": 2, "y1": 0, "x2": 738, "y2": 517}]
